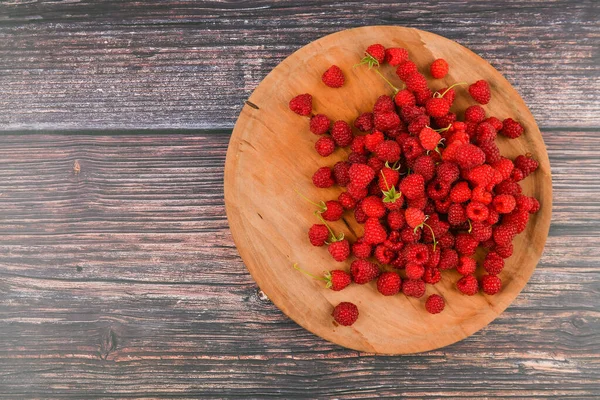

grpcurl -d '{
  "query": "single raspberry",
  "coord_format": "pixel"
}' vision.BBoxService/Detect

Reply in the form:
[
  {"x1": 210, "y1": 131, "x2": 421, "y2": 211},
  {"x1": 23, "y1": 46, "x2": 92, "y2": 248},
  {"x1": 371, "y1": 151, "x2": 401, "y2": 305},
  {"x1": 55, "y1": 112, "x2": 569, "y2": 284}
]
[
  {"x1": 464, "y1": 105, "x2": 486, "y2": 123},
  {"x1": 312, "y1": 166, "x2": 334, "y2": 188},
  {"x1": 374, "y1": 112, "x2": 401, "y2": 132},
  {"x1": 419, "y1": 127, "x2": 442, "y2": 151},
  {"x1": 437, "y1": 232, "x2": 455, "y2": 249},
  {"x1": 338, "y1": 192, "x2": 356, "y2": 210},
  {"x1": 348, "y1": 164, "x2": 375, "y2": 188},
  {"x1": 402, "y1": 279, "x2": 426, "y2": 298},
  {"x1": 455, "y1": 233, "x2": 478, "y2": 256},
  {"x1": 321, "y1": 200, "x2": 344, "y2": 221},
  {"x1": 405, "y1": 207, "x2": 425, "y2": 229},
  {"x1": 374, "y1": 244, "x2": 395, "y2": 264},
  {"x1": 331, "y1": 120, "x2": 353, "y2": 147},
  {"x1": 366, "y1": 44, "x2": 386, "y2": 64},
  {"x1": 500, "y1": 118, "x2": 524, "y2": 139},
  {"x1": 383, "y1": 231, "x2": 403, "y2": 252},
  {"x1": 404, "y1": 263, "x2": 423, "y2": 280},
  {"x1": 492, "y1": 158, "x2": 515, "y2": 181},
  {"x1": 394, "y1": 89, "x2": 416, "y2": 107},
  {"x1": 405, "y1": 72, "x2": 429, "y2": 93},
  {"x1": 332, "y1": 302, "x2": 359, "y2": 326},
  {"x1": 352, "y1": 241, "x2": 372, "y2": 259},
  {"x1": 354, "y1": 200, "x2": 368, "y2": 222},
  {"x1": 466, "y1": 164, "x2": 494, "y2": 187},
  {"x1": 414, "y1": 88, "x2": 433, "y2": 106},
  {"x1": 471, "y1": 186, "x2": 493, "y2": 205},
  {"x1": 374, "y1": 140, "x2": 401, "y2": 163},
  {"x1": 408, "y1": 196, "x2": 428, "y2": 210},
  {"x1": 422, "y1": 267, "x2": 441, "y2": 284},
  {"x1": 373, "y1": 95, "x2": 396, "y2": 114},
  {"x1": 387, "y1": 210, "x2": 406, "y2": 231},
  {"x1": 466, "y1": 201, "x2": 489, "y2": 222},
  {"x1": 384, "y1": 47, "x2": 409, "y2": 66},
  {"x1": 348, "y1": 152, "x2": 368, "y2": 164},
  {"x1": 495, "y1": 180, "x2": 522, "y2": 196},
  {"x1": 513, "y1": 194, "x2": 533, "y2": 213},
  {"x1": 454, "y1": 143, "x2": 486, "y2": 169},
  {"x1": 470, "y1": 221, "x2": 492, "y2": 242},
  {"x1": 514, "y1": 154, "x2": 539, "y2": 176},
  {"x1": 456, "y1": 256, "x2": 477, "y2": 275},
  {"x1": 401, "y1": 225, "x2": 422, "y2": 243},
  {"x1": 330, "y1": 161, "x2": 349, "y2": 187},
  {"x1": 308, "y1": 224, "x2": 329, "y2": 246},
  {"x1": 430, "y1": 59, "x2": 449, "y2": 79},
  {"x1": 468, "y1": 80, "x2": 491, "y2": 104},
  {"x1": 493, "y1": 194, "x2": 516, "y2": 214},
  {"x1": 438, "y1": 248, "x2": 459, "y2": 270},
  {"x1": 354, "y1": 112, "x2": 374, "y2": 132},
  {"x1": 437, "y1": 87, "x2": 456, "y2": 106},
  {"x1": 485, "y1": 116, "x2": 503, "y2": 131},
  {"x1": 493, "y1": 224, "x2": 518, "y2": 247},
  {"x1": 448, "y1": 203, "x2": 467, "y2": 226},
  {"x1": 479, "y1": 140, "x2": 501, "y2": 164},
  {"x1": 400, "y1": 174, "x2": 426, "y2": 200},
  {"x1": 365, "y1": 130, "x2": 385, "y2": 152},
  {"x1": 407, "y1": 116, "x2": 430, "y2": 137},
  {"x1": 457, "y1": 275, "x2": 479, "y2": 295},
  {"x1": 350, "y1": 135, "x2": 367, "y2": 154},
  {"x1": 434, "y1": 112, "x2": 457, "y2": 129},
  {"x1": 322, "y1": 65, "x2": 345, "y2": 88},
  {"x1": 475, "y1": 122, "x2": 497, "y2": 143},
  {"x1": 483, "y1": 251, "x2": 505, "y2": 275},
  {"x1": 449, "y1": 181, "x2": 471, "y2": 203},
  {"x1": 351, "y1": 259, "x2": 380, "y2": 284},
  {"x1": 437, "y1": 162, "x2": 460, "y2": 183},
  {"x1": 425, "y1": 294, "x2": 445, "y2": 314},
  {"x1": 511, "y1": 168, "x2": 525, "y2": 182},
  {"x1": 328, "y1": 239, "x2": 350, "y2": 262},
  {"x1": 481, "y1": 275, "x2": 502, "y2": 295},
  {"x1": 530, "y1": 198, "x2": 541, "y2": 214},
  {"x1": 364, "y1": 217, "x2": 387, "y2": 245},
  {"x1": 361, "y1": 196, "x2": 386, "y2": 218},
  {"x1": 425, "y1": 244, "x2": 441, "y2": 268},
  {"x1": 413, "y1": 155, "x2": 437, "y2": 182},
  {"x1": 314, "y1": 136, "x2": 336, "y2": 157},
  {"x1": 400, "y1": 104, "x2": 426, "y2": 122},
  {"x1": 503, "y1": 210, "x2": 530, "y2": 233},
  {"x1": 435, "y1": 198, "x2": 452, "y2": 214},
  {"x1": 347, "y1": 183, "x2": 368, "y2": 201},
  {"x1": 310, "y1": 114, "x2": 331, "y2": 135},
  {"x1": 495, "y1": 243, "x2": 513, "y2": 259},
  {"x1": 396, "y1": 60, "x2": 418, "y2": 81},
  {"x1": 367, "y1": 157, "x2": 385, "y2": 174},
  {"x1": 383, "y1": 189, "x2": 404, "y2": 211},
  {"x1": 288, "y1": 93, "x2": 312, "y2": 116},
  {"x1": 404, "y1": 243, "x2": 430, "y2": 265},
  {"x1": 379, "y1": 167, "x2": 400, "y2": 191},
  {"x1": 323, "y1": 270, "x2": 352, "y2": 291},
  {"x1": 377, "y1": 272, "x2": 402, "y2": 295}
]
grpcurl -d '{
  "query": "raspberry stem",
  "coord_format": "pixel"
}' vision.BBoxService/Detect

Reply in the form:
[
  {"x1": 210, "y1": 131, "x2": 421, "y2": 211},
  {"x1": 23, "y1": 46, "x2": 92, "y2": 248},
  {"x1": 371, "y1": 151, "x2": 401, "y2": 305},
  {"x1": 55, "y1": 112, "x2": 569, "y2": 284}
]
[
  {"x1": 413, "y1": 216, "x2": 438, "y2": 251},
  {"x1": 314, "y1": 211, "x2": 344, "y2": 242},
  {"x1": 434, "y1": 82, "x2": 467, "y2": 98},
  {"x1": 294, "y1": 189, "x2": 327, "y2": 212},
  {"x1": 293, "y1": 263, "x2": 327, "y2": 282},
  {"x1": 373, "y1": 68, "x2": 400, "y2": 94},
  {"x1": 467, "y1": 219, "x2": 473, "y2": 233},
  {"x1": 354, "y1": 54, "x2": 379, "y2": 69}
]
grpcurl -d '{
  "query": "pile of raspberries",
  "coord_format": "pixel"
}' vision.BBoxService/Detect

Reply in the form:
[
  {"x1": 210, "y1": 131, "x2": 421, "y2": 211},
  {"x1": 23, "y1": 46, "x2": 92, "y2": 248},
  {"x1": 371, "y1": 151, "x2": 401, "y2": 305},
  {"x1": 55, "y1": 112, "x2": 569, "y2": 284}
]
[{"x1": 289, "y1": 43, "x2": 540, "y2": 327}]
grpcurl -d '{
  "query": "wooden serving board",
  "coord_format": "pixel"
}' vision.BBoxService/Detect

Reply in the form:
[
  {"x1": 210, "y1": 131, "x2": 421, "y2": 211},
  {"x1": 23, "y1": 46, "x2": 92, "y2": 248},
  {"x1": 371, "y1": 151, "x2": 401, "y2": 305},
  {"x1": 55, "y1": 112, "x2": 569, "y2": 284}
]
[{"x1": 224, "y1": 26, "x2": 552, "y2": 354}]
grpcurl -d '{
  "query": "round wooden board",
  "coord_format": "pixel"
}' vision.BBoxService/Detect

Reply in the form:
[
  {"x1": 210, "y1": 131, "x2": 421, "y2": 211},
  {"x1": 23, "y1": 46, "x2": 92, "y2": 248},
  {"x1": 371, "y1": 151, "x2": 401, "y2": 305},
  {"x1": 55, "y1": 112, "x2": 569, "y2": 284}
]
[{"x1": 224, "y1": 26, "x2": 552, "y2": 354}]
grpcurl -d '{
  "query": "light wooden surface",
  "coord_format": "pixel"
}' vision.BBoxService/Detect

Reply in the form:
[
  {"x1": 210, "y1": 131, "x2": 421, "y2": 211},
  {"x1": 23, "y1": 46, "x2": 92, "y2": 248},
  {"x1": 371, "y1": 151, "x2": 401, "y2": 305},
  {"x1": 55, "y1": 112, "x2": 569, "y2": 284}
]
[{"x1": 225, "y1": 26, "x2": 552, "y2": 354}]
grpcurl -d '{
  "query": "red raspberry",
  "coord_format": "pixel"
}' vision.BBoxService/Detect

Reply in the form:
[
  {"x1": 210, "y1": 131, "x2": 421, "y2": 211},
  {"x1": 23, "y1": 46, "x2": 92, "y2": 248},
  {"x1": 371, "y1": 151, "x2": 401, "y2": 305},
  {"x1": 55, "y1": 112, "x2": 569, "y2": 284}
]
[
  {"x1": 475, "y1": 122, "x2": 497, "y2": 143},
  {"x1": 405, "y1": 207, "x2": 425, "y2": 229},
  {"x1": 479, "y1": 140, "x2": 501, "y2": 164},
  {"x1": 434, "y1": 112, "x2": 456, "y2": 129},
  {"x1": 288, "y1": 93, "x2": 312, "y2": 116},
  {"x1": 375, "y1": 140, "x2": 401, "y2": 163},
  {"x1": 332, "y1": 302, "x2": 359, "y2": 326},
  {"x1": 464, "y1": 105, "x2": 486, "y2": 123},
  {"x1": 425, "y1": 244, "x2": 441, "y2": 268},
  {"x1": 511, "y1": 168, "x2": 525, "y2": 182},
  {"x1": 495, "y1": 243, "x2": 513, "y2": 259},
  {"x1": 353, "y1": 200, "x2": 368, "y2": 222},
  {"x1": 351, "y1": 259, "x2": 380, "y2": 284},
  {"x1": 331, "y1": 120, "x2": 353, "y2": 147},
  {"x1": 468, "y1": 80, "x2": 491, "y2": 104},
  {"x1": 430, "y1": 59, "x2": 449, "y2": 79},
  {"x1": 455, "y1": 233, "x2": 478, "y2": 256},
  {"x1": 530, "y1": 198, "x2": 541, "y2": 214},
  {"x1": 485, "y1": 116, "x2": 503, "y2": 131},
  {"x1": 493, "y1": 224, "x2": 518, "y2": 247},
  {"x1": 374, "y1": 244, "x2": 395, "y2": 264},
  {"x1": 514, "y1": 154, "x2": 539, "y2": 176},
  {"x1": 348, "y1": 152, "x2": 368, "y2": 164},
  {"x1": 438, "y1": 248, "x2": 459, "y2": 270},
  {"x1": 338, "y1": 192, "x2": 356, "y2": 210},
  {"x1": 466, "y1": 201, "x2": 489, "y2": 222},
  {"x1": 309, "y1": 114, "x2": 330, "y2": 135},
  {"x1": 366, "y1": 44, "x2": 385, "y2": 64},
  {"x1": 312, "y1": 166, "x2": 334, "y2": 188},
  {"x1": 404, "y1": 243, "x2": 429, "y2": 265},
  {"x1": 378, "y1": 167, "x2": 400, "y2": 191},
  {"x1": 481, "y1": 275, "x2": 502, "y2": 295},
  {"x1": 449, "y1": 181, "x2": 471, "y2": 203},
  {"x1": 503, "y1": 210, "x2": 530, "y2": 233},
  {"x1": 456, "y1": 256, "x2": 477, "y2": 275},
  {"x1": 314, "y1": 136, "x2": 335, "y2": 157},
  {"x1": 364, "y1": 217, "x2": 387, "y2": 245},
  {"x1": 354, "y1": 112, "x2": 374, "y2": 132},
  {"x1": 407, "y1": 196, "x2": 428, "y2": 210},
  {"x1": 321, "y1": 200, "x2": 344, "y2": 221},
  {"x1": 513, "y1": 194, "x2": 533, "y2": 213},
  {"x1": 308, "y1": 224, "x2": 329, "y2": 246},
  {"x1": 384, "y1": 47, "x2": 409, "y2": 66},
  {"x1": 374, "y1": 112, "x2": 401, "y2": 131},
  {"x1": 396, "y1": 60, "x2": 418, "y2": 81},
  {"x1": 483, "y1": 252, "x2": 505, "y2": 275},
  {"x1": 492, "y1": 158, "x2": 515, "y2": 181},
  {"x1": 328, "y1": 239, "x2": 350, "y2": 262},
  {"x1": 425, "y1": 294, "x2": 445, "y2": 314},
  {"x1": 471, "y1": 186, "x2": 493, "y2": 205},
  {"x1": 470, "y1": 221, "x2": 492, "y2": 242},
  {"x1": 448, "y1": 203, "x2": 467, "y2": 226},
  {"x1": 437, "y1": 87, "x2": 456, "y2": 105},
  {"x1": 377, "y1": 272, "x2": 402, "y2": 295},
  {"x1": 466, "y1": 164, "x2": 494, "y2": 187},
  {"x1": 350, "y1": 136, "x2": 367, "y2": 155},
  {"x1": 438, "y1": 232, "x2": 455, "y2": 249},
  {"x1": 405, "y1": 72, "x2": 429, "y2": 92},
  {"x1": 404, "y1": 263, "x2": 423, "y2": 280},
  {"x1": 373, "y1": 95, "x2": 395, "y2": 114},
  {"x1": 321, "y1": 270, "x2": 351, "y2": 291},
  {"x1": 348, "y1": 163, "x2": 375, "y2": 188},
  {"x1": 400, "y1": 174, "x2": 426, "y2": 200},
  {"x1": 482, "y1": 239, "x2": 496, "y2": 250},
  {"x1": 418, "y1": 127, "x2": 441, "y2": 151},
  {"x1": 457, "y1": 275, "x2": 479, "y2": 295},
  {"x1": 454, "y1": 143, "x2": 486, "y2": 169},
  {"x1": 394, "y1": 89, "x2": 416, "y2": 107},
  {"x1": 347, "y1": 184, "x2": 368, "y2": 201},
  {"x1": 367, "y1": 157, "x2": 385, "y2": 174},
  {"x1": 414, "y1": 88, "x2": 433, "y2": 106},
  {"x1": 387, "y1": 210, "x2": 406, "y2": 231},
  {"x1": 500, "y1": 118, "x2": 524, "y2": 139},
  {"x1": 361, "y1": 196, "x2": 386, "y2": 218},
  {"x1": 400, "y1": 104, "x2": 426, "y2": 122},
  {"x1": 493, "y1": 194, "x2": 516, "y2": 214},
  {"x1": 322, "y1": 65, "x2": 345, "y2": 88},
  {"x1": 495, "y1": 180, "x2": 522, "y2": 196},
  {"x1": 401, "y1": 225, "x2": 422, "y2": 243},
  {"x1": 365, "y1": 130, "x2": 385, "y2": 152},
  {"x1": 352, "y1": 240, "x2": 372, "y2": 259},
  {"x1": 437, "y1": 162, "x2": 460, "y2": 184},
  {"x1": 402, "y1": 279, "x2": 425, "y2": 298},
  {"x1": 408, "y1": 115, "x2": 430, "y2": 136},
  {"x1": 434, "y1": 198, "x2": 452, "y2": 214},
  {"x1": 423, "y1": 267, "x2": 441, "y2": 284},
  {"x1": 413, "y1": 155, "x2": 437, "y2": 182}
]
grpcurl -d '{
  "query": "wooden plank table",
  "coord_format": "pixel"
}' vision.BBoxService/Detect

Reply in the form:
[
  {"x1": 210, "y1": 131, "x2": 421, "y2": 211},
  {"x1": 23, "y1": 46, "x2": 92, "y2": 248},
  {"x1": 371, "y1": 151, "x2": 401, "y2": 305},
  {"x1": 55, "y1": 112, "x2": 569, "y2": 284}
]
[{"x1": 1, "y1": 1, "x2": 599, "y2": 398}]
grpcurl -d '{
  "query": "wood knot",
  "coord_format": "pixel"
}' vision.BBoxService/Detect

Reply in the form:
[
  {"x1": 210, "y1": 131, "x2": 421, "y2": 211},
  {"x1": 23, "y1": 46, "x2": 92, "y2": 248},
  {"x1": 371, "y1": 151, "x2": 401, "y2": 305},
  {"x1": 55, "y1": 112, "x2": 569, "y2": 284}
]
[
  {"x1": 245, "y1": 100, "x2": 260, "y2": 110},
  {"x1": 73, "y1": 160, "x2": 81, "y2": 175},
  {"x1": 99, "y1": 328, "x2": 118, "y2": 360},
  {"x1": 256, "y1": 289, "x2": 270, "y2": 302}
]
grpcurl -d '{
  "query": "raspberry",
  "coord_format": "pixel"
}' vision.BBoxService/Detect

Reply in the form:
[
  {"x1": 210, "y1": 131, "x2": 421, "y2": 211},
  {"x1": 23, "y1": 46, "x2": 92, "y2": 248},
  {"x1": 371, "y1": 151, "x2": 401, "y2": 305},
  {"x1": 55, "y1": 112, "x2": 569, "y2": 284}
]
[
  {"x1": 354, "y1": 112, "x2": 374, "y2": 132},
  {"x1": 514, "y1": 154, "x2": 539, "y2": 177},
  {"x1": 394, "y1": 89, "x2": 416, "y2": 107},
  {"x1": 308, "y1": 224, "x2": 329, "y2": 246},
  {"x1": 314, "y1": 136, "x2": 335, "y2": 157},
  {"x1": 438, "y1": 232, "x2": 455, "y2": 249},
  {"x1": 405, "y1": 207, "x2": 425, "y2": 229},
  {"x1": 361, "y1": 196, "x2": 386, "y2": 218},
  {"x1": 332, "y1": 302, "x2": 359, "y2": 326},
  {"x1": 328, "y1": 163, "x2": 348, "y2": 188},
  {"x1": 471, "y1": 186, "x2": 493, "y2": 205},
  {"x1": 434, "y1": 198, "x2": 452, "y2": 214},
  {"x1": 348, "y1": 184, "x2": 368, "y2": 201},
  {"x1": 404, "y1": 263, "x2": 423, "y2": 280},
  {"x1": 466, "y1": 164, "x2": 494, "y2": 187},
  {"x1": 449, "y1": 181, "x2": 471, "y2": 203},
  {"x1": 492, "y1": 158, "x2": 515, "y2": 181},
  {"x1": 375, "y1": 244, "x2": 395, "y2": 264},
  {"x1": 456, "y1": 256, "x2": 477, "y2": 275},
  {"x1": 503, "y1": 210, "x2": 530, "y2": 233},
  {"x1": 379, "y1": 167, "x2": 400, "y2": 191},
  {"x1": 387, "y1": 210, "x2": 406, "y2": 231},
  {"x1": 425, "y1": 294, "x2": 445, "y2": 314},
  {"x1": 338, "y1": 192, "x2": 356, "y2": 210},
  {"x1": 495, "y1": 180, "x2": 522, "y2": 196},
  {"x1": 404, "y1": 243, "x2": 429, "y2": 265},
  {"x1": 353, "y1": 201, "x2": 368, "y2": 222},
  {"x1": 434, "y1": 112, "x2": 456, "y2": 129},
  {"x1": 308, "y1": 114, "x2": 330, "y2": 135},
  {"x1": 493, "y1": 194, "x2": 516, "y2": 214},
  {"x1": 455, "y1": 233, "x2": 478, "y2": 256},
  {"x1": 328, "y1": 239, "x2": 350, "y2": 262},
  {"x1": 425, "y1": 244, "x2": 441, "y2": 268},
  {"x1": 364, "y1": 217, "x2": 387, "y2": 245},
  {"x1": 530, "y1": 198, "x2": 541, "y2": 214},
  {"x1": 437, "y1": 162, "x2": 460, "y2": 184},
  {"x1": 466, "y1": 201, "x2": 489, "y2": 222},
  {"x1": 331, "y1": 120, "x2": 353, "y2": 147},
  {"x1": 413, "y1": 155, "x2": 437, "y2": 182},
  {"x1": 374, "y1": 112, "x2": 401, "y2": 132},
  {"x1": 396, "y1": 60, "x2": 418, "y2": 81},
  {"x1": 437, "y1": 87, "x2": 456, "y2": 105},
  {"x1": 377, "y1": 272, "x2": 402, "y2": 295},
  {"x1": 475, "y1": 122, "x2": 497, "y2": 143},
  {"x1": 384, "y1": 47, "x2": 409, "y2": 66},
  {"x1": 383, "y1": 231, "x2": 403, "y2": 251},
  {"x1": 365, "y1": 130, "x2": 385, "y2": 152},
  {"x1": 511, "y1": 168, "x2": 525, "y2": 182},
  {"x1": 493, "y1": 224, "x2": 518, "y2": 247},
  {"x1": 408, "y1": 115, "x2": 430, "y2": 136},
  {"x1": 400, "y1": 174, "x2": 426, "y2": 200},
  {"x1": 457, "y1": 275, "x2": 479, "y2": 295},
  {"x1": 348, "y1": 163, "x2": 375, "y2": 188},
  {"x1": 349, "y1": 136, "x2": 367, "y2": 155},
  {"x1": 448, "y1": 203, "x2": 467, "y2": 226},
  {"x1": 373, "y1": 95, "x2": 396, "y2": 114},
  {"x1": 312, "y1": 166, "x2": 334, "y2": 188},
  {"x1": 402, "y1": 279, "x2": 426, "y2": 298},
  {"x1": 438, "y1": 248, "x2": 459, "y2": 270},
  {"x1": 418, "y1": 127, "x2": 441, "y2": 151},
  {"x1": 485, "y1": 116, "x2": 503, "y2": 131},
  {"x1": 321, "y1": 200, "x2": 344, "y2": 221},
  {"x1": 479, "y1": 140, "x2": 501, "y2": 164},
  {"x1": 414, "y1": 88, "x2": 433, "y2": 106},
  {"x1": 322, "y1": 65, "x2": 345, "y2": 88},
  {"x1": 350, "y1": 259, "x2": 380, "y2": 284},
  {"x1": 375, "y1": 140, "x2": 401, "y2": 163},
  {"x1": 366, "y1": 44, "x2": 386, "y2": 64},
  {"x1": 348, "y1": 152, "x2": 368, "y2": 164},
  {"x1": 405, "y1": 72, "x2": 429, "y2": 92},
  {"x1": 468, "y1": 80, "x2": 491, "y2": 104},
  {"x1": 470, "y1": 221, "x2": 492, "y2": 242},
  {"x1": 408, "y1": 196, "x2": 428, "y2": 210},
  {"x1": 288, "y1": 93, "x2": 312, "y2": 116},
  {"x1": 481, "y1": 275, "x2": 502, "y2": 295},
  {"x1": 454, "y1": 143, "x2": 486, "y2": 169},
  {"x1": 495, "y1": 243, "x2": 513, "y2": 259},
  {"x1": 367, "y1": 157, "x2": 385, "y2": 174},
  {"x1": 322, "y1": 270, "x2": 352, "y2": 291},
  {"x1": 400, "y1": 104, "x2": 426, "y2": 122},
  {"x1": 500, "y1": 118, "x2": 524, "y2": 139},
  {"x1": 430, "y1": 59, "x2": 449, "y2": 79},
  {"x1": 464, "y1": 105, "x2": 486, "y2": 123},
  {"x1": 421, "y1": 267, "x2": 440, "y2": 284}
]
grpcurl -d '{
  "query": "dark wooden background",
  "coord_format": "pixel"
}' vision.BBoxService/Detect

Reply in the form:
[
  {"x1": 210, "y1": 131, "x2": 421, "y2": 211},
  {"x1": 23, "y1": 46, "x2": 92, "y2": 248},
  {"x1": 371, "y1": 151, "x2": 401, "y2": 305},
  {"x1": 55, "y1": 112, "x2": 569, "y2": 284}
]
[{"x1": 0, "y1": 1, "x2": 599, "y2": 398}]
